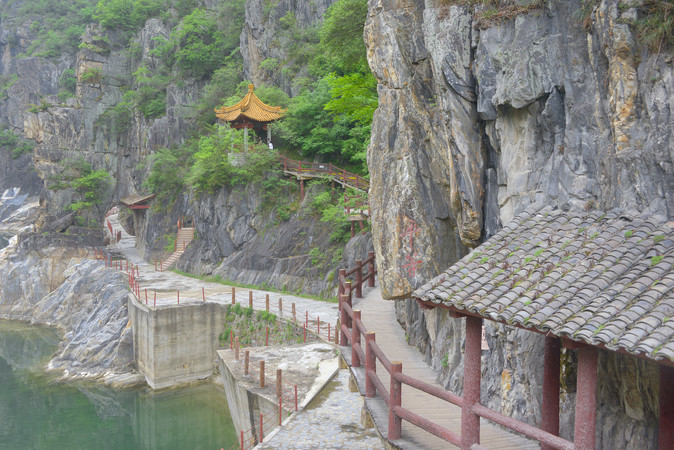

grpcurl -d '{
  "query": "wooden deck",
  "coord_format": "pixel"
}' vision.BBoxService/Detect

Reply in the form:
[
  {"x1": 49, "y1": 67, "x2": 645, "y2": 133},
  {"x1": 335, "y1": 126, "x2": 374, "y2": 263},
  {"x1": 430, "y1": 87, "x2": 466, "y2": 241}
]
[{"x1": 346, "y1": 286, "x2": 540, "y2": 449}]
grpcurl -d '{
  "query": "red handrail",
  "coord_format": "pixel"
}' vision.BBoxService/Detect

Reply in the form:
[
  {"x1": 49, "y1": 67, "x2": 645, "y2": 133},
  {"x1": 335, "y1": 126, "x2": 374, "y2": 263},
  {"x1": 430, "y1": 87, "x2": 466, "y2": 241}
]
[
  {"x1": 338, "y1": 262, "x2": 574, "y2": 449},
  {"x1": 276, "y1": 155, "x2": 369, "y2": 192}
]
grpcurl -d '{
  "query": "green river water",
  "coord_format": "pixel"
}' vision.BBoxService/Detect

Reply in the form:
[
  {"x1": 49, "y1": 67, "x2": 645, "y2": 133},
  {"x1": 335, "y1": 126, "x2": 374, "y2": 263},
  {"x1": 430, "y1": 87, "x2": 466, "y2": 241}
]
[{"x1": 0, "y1": 321, "x2": 238, "y2": 450}]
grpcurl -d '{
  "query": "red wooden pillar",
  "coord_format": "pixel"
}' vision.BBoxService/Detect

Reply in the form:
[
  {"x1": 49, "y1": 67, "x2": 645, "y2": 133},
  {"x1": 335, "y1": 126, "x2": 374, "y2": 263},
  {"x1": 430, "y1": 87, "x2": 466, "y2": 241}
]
[
  {"x1": 574, "y1": 346, "x2": 598, "y2": 449},
  {"x1": 461, "y1": 315, "x2": 482, "y2": 449},
  {"x1": 659, "y1": 365, "x2": 674, "y2": 449},
  {"x1": 541, "y1": 336, "x2": 561, "y2": 450},
  {"x1": 389, "y1": 361, "x2": 402, "y2": 440}
]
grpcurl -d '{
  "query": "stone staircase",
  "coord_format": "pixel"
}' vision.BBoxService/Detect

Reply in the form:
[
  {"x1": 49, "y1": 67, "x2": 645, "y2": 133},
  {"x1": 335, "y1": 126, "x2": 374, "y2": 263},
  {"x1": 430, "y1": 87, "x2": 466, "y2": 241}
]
[{"x1": 162, "y1": 227, "x2": 194, "y2": 270}]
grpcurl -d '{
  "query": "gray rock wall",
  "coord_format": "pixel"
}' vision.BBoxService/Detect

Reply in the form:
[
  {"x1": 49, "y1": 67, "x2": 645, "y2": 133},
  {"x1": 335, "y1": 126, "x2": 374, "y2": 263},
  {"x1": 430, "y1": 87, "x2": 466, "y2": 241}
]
[
  {"x1": 240, "y1": 0, "x2": 337, "y2": 94},
  {"x1": 366, "y1": 0, "x2": 670, "y2": 448},
  {"x1": 135, "y1": 182, "x2": 373, "y2": 299},
  {"x1": 0, "y1": 236, "x2": 135, "y2": 381}
]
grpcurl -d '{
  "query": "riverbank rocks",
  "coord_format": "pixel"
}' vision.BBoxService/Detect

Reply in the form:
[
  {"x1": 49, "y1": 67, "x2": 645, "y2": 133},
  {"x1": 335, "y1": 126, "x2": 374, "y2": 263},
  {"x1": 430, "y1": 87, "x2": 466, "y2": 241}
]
[{"x1": 0, "y1": 236, "x2": 139, "y2": 385}]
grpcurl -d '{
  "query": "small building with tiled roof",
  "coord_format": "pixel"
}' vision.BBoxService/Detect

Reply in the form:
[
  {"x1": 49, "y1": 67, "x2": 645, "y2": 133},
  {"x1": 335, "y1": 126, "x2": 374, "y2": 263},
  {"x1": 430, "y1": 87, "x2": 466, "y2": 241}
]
[
  {"x1": 215, "y1": 84, "x2": 286, "y2": 147},
  {"x1": 413, "y1": 205, "x2": 673, "y2": 449}
]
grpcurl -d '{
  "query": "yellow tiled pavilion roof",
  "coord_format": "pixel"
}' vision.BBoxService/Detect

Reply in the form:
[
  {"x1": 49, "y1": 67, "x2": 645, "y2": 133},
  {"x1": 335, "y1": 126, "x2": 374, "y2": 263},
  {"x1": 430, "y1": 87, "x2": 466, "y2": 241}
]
[{"x1": 215, "y1": 84, "x2": 286, "y2": 123}]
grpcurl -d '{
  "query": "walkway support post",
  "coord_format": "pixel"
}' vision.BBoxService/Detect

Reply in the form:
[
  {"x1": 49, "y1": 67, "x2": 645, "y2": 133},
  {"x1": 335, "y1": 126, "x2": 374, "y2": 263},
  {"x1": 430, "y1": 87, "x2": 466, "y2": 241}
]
[
  {"x1": 235, "y1": 337, "x2": 240, "y2": 361},
  {"x1": 232, "y1": 286, "x2": 236, "y2": 304},
  {"x1": 244, "y1": 351, "x2": 249, "y2": 375},
  {"x1": 574, "y1": 346, "x2": 598, "y2": 450},
  {"x1": 389, "y1": 361, "x2": 403, "y2": 440},
  {"x1": 276, "y1": 369, "x2": 282, "y2": 399},
  {"x1": 461, "y1": 315, "x2": 482, "y2": 449},
  {"x1": 266, "y1": 294, "x2": 269, "y2": 312},
  {"x1": 365, "y1": 332, "x2": 376, "y2": 398},
  {"x1": 542, "y1": 336, "x2": 561, "y2": 450},
  {"x1": 249, "y1": 290, "x2": 253, "y2": 309}
]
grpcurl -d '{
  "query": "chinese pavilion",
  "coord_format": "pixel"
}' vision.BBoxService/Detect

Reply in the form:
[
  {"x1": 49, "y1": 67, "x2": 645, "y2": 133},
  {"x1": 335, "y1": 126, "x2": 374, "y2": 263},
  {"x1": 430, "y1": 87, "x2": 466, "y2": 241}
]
[{"x1": 214, "y1": 84, "x2": 286, "y2": 148}]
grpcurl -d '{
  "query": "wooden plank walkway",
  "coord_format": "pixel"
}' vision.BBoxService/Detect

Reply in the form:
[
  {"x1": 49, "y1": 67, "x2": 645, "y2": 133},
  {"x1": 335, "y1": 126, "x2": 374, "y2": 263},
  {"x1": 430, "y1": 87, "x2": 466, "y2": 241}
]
[{"x1": 346, "y1": 285, "x2": 540, "y2": 449}]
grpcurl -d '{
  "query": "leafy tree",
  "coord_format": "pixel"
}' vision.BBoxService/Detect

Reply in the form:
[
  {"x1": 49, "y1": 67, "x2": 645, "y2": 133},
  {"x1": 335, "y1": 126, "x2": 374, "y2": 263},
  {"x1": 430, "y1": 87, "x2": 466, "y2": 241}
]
[
  {"x1": 320, "y1": 0, "x2": 369, "y2": 73},
  {"x1": 172, "y1": 9, "x2": 225, "y2": 78},
  {"x1": 144, "y1": 144, "x2": 195, "y2": 203},
  {"x1": 16, "y1": 0, "x2": 97, "y2": 57}
]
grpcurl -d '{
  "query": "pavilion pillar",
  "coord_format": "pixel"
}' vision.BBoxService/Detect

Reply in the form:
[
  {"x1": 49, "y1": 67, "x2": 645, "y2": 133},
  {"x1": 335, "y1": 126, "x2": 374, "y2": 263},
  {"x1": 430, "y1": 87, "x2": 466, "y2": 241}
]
[
  {"x1": 461, "y1": 315, "x2": 482, "y2": 449},
  {"x1": 659, "y1": 365, "x2": 674, "y2": 449},
  {"x1": 267, "y1": 126, "x2": 271, "y2": 143},
  {"x1": 574, "y1": 346, "x2": 598, "y2": 450},
  {"x1": 244, "y1": 124, "x2": 248, "y2": 150},
  {"x1": 541, "y1": 336, "x2": 561, "y2": 450}
]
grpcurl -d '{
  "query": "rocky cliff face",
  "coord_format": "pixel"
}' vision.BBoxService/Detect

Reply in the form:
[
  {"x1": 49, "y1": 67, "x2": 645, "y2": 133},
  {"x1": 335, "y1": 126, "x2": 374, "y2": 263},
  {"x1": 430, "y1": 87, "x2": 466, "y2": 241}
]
[
  {"x1": 135, "y1": 182, "x2": 373, "y2": 298},
  {"x1": 365, "y1": 0, "x2": 670, "y2": 447},
  {"x1": 367, "y1": 0, "x2": 673, "y2": 300},
  {"x1": 0, "y1": 235, "x2": 137, "y2": 384},
  {"x1": 240, "y1": 0, "x2": 337, "y2": 95}
]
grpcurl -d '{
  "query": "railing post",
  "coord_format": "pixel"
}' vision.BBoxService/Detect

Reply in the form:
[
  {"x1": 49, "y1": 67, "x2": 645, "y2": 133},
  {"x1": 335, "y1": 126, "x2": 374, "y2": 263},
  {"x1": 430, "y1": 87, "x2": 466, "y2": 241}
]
[
  {"x1": 249, "y1": 290, "x2": 253, "y2": 309},
  {"x1": 265, "y1": 326, "x2": 269, "y2": 346},
  {"x1": 279, "y1": 297, "x2": 282, "y2": 316},
  {"x1": 353, "y1": 310, "x2": 362, "y2": 367},
  {"x1": 276, "y1": 369, "x2": 282, "y2": 399},
  {"x1": 232, "y1": 286, "x2": 236, "y2": 304},
  {"x1": 202, "y1": 287, "x2": 205, "y2": 302},
  {"x1": 345, "y1": 282, "x2": 353, "y2": 329},
  {"x1": 368, "y1": 251, "x2": 375, "y2": 287},
  {"x1": 389, "y1": 361, "x2": 403, "y2": 440},
  {"x1": 355, "y1": 260, "x2": 363, "y2": 298},
  {"x1": 260, "y1": 412, "x2": 264, "y2": 443},
  {"x1": 338, "y1": 269, "x2": 346, "y2": 299},
  {"x1": 244, "y1": 351, "x2": 249, "y2": 375},
  {"x1": 260, "y1": 361, "x2": 265, "y2": 388},
  {"x1": 461, "y1": 316, "x2": 482, "y2": 449},
  {"x1": 340, "y1": 294, "x2": 348, "y2": 346},
  {"x1": 266, "y1": 294, "x2": 269, "y2": 312},
  {"x1": 365, "y1": 332, "x2": 376, "y2": 398}
]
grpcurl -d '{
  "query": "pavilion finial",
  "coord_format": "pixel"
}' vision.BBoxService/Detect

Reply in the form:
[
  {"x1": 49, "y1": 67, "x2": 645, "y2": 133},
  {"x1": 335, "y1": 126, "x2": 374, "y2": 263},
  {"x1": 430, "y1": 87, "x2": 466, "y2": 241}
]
[{"x1": 248, "y1": 84, "x2": 254, "y2": 93}]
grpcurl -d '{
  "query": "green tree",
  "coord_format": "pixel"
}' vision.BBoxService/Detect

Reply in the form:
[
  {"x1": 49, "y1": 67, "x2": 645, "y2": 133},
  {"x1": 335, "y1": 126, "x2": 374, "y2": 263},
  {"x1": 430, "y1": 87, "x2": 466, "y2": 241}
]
[{"x1": 320, "y1": 0, "x2": 369, "y2": 73}]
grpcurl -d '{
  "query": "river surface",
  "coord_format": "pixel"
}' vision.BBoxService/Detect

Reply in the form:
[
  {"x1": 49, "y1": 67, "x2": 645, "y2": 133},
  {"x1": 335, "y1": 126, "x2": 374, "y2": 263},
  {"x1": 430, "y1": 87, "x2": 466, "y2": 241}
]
[{"x1": 0, "y1": 321, "x2": 237, "y2": 449}]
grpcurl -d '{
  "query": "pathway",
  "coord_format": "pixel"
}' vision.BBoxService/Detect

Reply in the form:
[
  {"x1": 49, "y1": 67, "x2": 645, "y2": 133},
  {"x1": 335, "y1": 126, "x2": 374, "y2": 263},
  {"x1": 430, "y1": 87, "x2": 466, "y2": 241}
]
[
  {"x1": 106, "y1": 213, "x2": 537, "y2": 449},
  {"x1": 259, "y1": 369, "x2": 383, "y2": 449},
  {"x1": 349, "y1": 286, "x2": 540, "y2": 449},
  {"x1": 105, "y1": 213, "x2": 338, "y2": 322}
]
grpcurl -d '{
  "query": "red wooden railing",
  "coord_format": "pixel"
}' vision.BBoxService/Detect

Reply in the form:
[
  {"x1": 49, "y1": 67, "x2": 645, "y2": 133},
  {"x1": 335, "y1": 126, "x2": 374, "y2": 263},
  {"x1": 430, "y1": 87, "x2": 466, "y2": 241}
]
[
  {"x1": 338, "y1": 258, "x2": 574, "y2": 449},
  {"x1": 338, "y1": 251, "x2": 375, "y2": 300},
  {"x1": 277, "y1": 155, "x2": 369, "y2": 192}
]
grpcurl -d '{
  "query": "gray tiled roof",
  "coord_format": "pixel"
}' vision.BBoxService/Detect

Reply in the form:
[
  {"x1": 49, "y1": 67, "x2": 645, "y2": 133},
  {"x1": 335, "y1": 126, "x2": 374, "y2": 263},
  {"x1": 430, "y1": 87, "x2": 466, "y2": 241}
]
[{"x1": 413, "y1": 206, "x2": 674, "y2": 363}]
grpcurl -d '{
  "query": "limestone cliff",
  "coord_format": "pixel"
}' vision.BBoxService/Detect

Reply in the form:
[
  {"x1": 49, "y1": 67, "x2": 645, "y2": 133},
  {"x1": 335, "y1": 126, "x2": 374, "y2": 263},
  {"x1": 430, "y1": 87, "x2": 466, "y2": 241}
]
[
  {"x1": 0, "y1": 235, "x2": 137, "y2": 384},
  {"x1": 240, "y1": 0, "x2": 337, "y2": 95},
  {"x1": 365, "y1": 0, "x2": 671, "y2": 448},
  {"x1": 366, "y1": 0, "x2": 673, "y2": 299}
]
